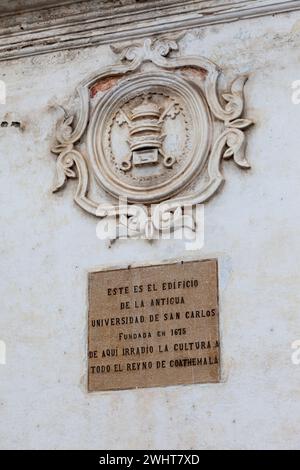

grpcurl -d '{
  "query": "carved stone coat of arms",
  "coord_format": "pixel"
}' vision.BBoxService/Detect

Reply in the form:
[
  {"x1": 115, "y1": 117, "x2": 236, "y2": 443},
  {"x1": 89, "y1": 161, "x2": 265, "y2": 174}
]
[{"x1": 51, "y1": 37, "x2": 253, "y2": 237}]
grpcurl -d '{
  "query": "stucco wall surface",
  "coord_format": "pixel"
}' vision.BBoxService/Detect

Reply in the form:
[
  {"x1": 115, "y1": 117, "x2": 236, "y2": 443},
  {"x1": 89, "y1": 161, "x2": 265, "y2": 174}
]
[{"x1": 1, "y1": 10, "x2": 300, "y2": 450}]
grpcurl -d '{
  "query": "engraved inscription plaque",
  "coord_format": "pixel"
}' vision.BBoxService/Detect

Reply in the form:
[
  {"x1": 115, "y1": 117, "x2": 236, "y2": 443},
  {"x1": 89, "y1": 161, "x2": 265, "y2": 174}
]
[{"x1": 88, "y1": 259, "x2": 220, "y2": 392}]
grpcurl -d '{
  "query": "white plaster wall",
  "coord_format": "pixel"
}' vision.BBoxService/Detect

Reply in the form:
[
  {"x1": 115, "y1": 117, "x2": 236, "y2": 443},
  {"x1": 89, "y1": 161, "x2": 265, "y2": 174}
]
[{"x1": 1, "y1": 11, "x2": 300, "y2": 450}]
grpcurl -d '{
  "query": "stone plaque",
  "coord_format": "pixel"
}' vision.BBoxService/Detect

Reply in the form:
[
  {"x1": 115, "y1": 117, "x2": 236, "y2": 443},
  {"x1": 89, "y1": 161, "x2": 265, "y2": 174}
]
[{"x1": 88, "y1": 259, "x2": 220, "y2": 392}]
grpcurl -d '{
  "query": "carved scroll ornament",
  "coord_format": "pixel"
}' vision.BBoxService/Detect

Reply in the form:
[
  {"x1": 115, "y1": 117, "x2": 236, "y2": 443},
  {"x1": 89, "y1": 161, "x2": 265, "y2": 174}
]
[{"x1": 51, "y1": 37, "x2": 253, "y2": 235}]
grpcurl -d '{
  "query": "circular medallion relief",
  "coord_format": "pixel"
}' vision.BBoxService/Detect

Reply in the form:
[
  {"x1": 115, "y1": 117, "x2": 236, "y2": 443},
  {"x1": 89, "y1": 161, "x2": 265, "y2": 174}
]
[{"x1": 88, "y1": 72, "x2": 211, "y2": 203}]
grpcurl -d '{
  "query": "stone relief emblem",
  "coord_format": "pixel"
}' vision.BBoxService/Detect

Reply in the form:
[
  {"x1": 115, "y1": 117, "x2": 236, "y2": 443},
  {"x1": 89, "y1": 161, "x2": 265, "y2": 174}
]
[
  {"x1": 115, "y1": 95, "x2": 179, "y2": 171},
  {"x1": 51, "y1": 37, "x2": 253, "y2": 236}
]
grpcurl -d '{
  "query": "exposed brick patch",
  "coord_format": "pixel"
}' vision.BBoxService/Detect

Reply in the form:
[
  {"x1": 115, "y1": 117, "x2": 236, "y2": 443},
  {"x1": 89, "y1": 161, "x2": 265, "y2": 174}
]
[{"x1": 90, "y1": 75, "x2": 123, "y2": 98}]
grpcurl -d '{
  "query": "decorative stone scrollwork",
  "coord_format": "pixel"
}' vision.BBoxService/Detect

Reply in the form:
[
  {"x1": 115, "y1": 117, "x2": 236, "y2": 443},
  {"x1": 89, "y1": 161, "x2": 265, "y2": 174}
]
[{"x1": 51, "y1": 36, "x2": 253, "y2": 234}]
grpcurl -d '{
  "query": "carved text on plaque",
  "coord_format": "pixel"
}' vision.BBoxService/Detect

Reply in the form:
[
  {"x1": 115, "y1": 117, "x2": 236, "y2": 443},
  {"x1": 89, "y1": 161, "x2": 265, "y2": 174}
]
[{"x1": 88, "y1": 259, "x2": 220, "y2": 392}]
